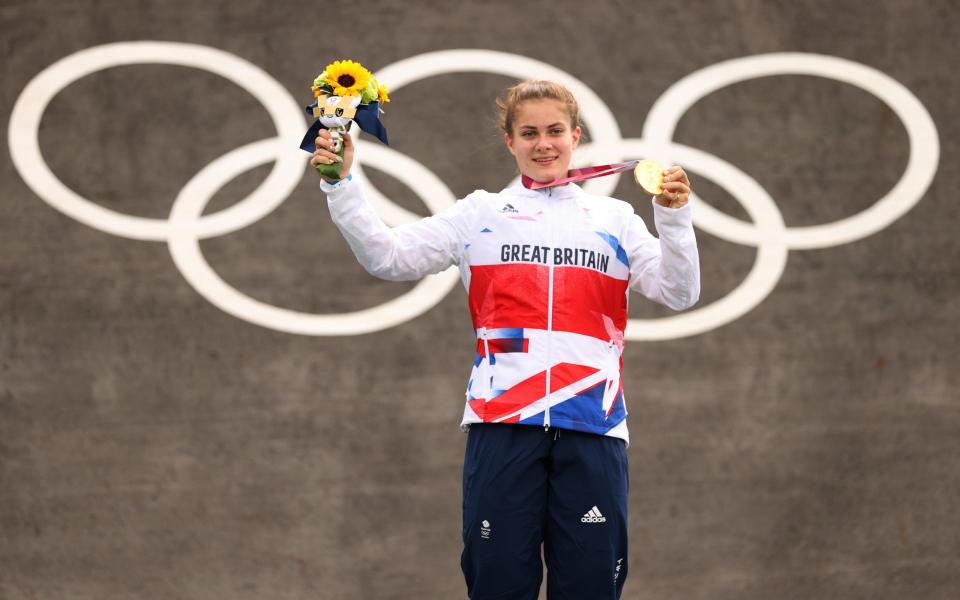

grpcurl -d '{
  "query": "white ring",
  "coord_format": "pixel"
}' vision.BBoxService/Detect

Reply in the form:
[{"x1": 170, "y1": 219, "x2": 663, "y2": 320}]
[
  {"x1": 8, "y1": 41, "x2": 306, "y2": 241},
  {"x1": 643, "y1": 53, "x2": 940, "y2": 249},
  {"x1": 167, "y1": 139, "x2": 460, "y2": 335}
]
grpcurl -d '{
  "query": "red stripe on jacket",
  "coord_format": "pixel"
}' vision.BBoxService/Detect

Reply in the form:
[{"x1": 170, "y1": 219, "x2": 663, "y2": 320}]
[{"x1": 469, "y1": 264, "x2": 627, "y2": 342}]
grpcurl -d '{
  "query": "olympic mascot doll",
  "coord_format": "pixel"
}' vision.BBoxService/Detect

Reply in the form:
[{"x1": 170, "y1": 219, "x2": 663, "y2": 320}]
[{"x1": 299, "y1": 59, "x2": 390, "y2": 179}]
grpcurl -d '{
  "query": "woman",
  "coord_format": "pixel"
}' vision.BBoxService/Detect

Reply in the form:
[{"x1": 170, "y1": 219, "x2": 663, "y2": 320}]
[{"x1": 311, "y1": 80, "x2": 700, "y2": 600}]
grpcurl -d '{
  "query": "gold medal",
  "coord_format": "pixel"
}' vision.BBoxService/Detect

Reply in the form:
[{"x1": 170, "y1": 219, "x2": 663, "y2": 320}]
[{"x1": 633, "y1": 159, "x2": 665, "y2": 195}]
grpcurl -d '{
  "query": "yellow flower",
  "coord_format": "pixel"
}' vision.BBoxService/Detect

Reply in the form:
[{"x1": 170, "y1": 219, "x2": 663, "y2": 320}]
[
  {"x1": 323, "y1": 60, "x2": 372, "y2": 97},
  {"x1": 377, "y1": 82, "x2": 391, "y2": 104}
]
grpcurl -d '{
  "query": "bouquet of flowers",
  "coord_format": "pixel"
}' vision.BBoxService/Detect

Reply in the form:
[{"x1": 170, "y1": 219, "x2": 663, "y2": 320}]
[{"x1": 299, "y1": 59, "x2": 390, "y2": 179}]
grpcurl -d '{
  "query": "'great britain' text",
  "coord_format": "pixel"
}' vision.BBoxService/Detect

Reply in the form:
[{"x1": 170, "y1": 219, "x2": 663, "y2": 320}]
[{"x1": 500, "y1": 244, "x2": 610, "y2": 273}]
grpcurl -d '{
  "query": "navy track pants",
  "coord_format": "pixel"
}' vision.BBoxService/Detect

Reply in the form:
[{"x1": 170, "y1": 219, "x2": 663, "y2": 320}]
[{"x1": 460, "y1": 423, "x2": 629, "y2": 599}]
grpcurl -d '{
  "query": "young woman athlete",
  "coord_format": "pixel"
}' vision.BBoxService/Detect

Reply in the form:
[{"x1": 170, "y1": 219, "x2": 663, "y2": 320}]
[{"x1": 311, "y1": 80, "x2": 700, "y2": 600}]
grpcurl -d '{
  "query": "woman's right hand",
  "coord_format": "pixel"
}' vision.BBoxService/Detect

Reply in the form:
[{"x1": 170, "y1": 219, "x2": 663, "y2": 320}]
[{"x1": 310, "y1": 128, "x2": 354, "y2": 182}]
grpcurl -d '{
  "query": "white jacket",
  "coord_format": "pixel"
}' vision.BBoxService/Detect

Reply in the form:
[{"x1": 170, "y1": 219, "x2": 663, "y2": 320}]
[{"x1": 323, "y1": 177, "x2": 700, "y2": 443}]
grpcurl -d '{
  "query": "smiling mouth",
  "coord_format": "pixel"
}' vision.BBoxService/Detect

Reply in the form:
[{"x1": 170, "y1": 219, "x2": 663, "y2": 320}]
[{"x1": 533, "y1": 157, "x2": 557, "y2": 164}]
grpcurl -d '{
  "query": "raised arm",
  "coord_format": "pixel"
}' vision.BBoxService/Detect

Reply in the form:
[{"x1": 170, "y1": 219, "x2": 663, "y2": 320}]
[
  {"x1": 322, "y1": 176, "x2": 477, "y2": 281},
  {"x1": 623, "y1": 166, "x2": 701, "y2": 310},
  {"x1": 313, "y1": 129, "x2": 476, "y2": 281}
]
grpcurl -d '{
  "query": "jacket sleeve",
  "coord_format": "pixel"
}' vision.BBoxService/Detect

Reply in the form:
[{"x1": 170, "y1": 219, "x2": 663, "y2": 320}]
[
  {"x1": 322, "y1": 177, "x2": 478, "y2": 281},
  {"x1": 623, "y1": 199, "x2": 701, "y2": 310}
]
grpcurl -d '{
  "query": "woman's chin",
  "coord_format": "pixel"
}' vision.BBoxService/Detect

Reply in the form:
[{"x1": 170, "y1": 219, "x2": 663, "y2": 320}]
[{"x1": 525, "y1": 164, "x2": 564, "y2": 182}]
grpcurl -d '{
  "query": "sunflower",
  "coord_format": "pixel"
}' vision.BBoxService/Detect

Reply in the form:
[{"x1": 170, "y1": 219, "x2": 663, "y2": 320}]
[
  {"x1": 377, "y1": 82, "x2": 391, "y2": 104},
  {"x1": 323, "y1": 60, "x2": 372, "y2": 97}
]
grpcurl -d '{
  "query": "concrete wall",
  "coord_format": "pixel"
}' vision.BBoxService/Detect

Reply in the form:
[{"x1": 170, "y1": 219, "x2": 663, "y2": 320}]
[{"x1": 2, "y1": 1, "x2": 958, "y2": 598}]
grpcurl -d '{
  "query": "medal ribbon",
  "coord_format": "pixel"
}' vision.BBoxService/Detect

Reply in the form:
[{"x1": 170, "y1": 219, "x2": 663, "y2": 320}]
[{"x1": 521, "y1": 160, "x2": 640, "y2": 190}]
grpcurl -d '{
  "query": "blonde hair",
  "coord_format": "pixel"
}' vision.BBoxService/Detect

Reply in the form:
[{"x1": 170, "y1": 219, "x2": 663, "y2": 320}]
[{"x1": 496, "y1": 80, "x2": 581, "y2": 136}]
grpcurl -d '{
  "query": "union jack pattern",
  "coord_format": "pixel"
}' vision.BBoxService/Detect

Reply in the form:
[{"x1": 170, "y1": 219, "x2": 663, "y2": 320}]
[{"x1": 460, "y1": 185, "x2": 636, "y2": 440}]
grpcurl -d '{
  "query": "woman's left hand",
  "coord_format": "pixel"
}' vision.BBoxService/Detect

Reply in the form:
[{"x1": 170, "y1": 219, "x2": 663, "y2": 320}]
[{"x1": 655, "y1": 166, "x2": 692, "y2": 209}]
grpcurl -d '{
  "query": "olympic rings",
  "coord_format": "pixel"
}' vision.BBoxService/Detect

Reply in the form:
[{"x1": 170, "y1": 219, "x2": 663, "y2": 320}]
[{"x1": 8, "y1": 44, "x2": 940, "y2": 340}]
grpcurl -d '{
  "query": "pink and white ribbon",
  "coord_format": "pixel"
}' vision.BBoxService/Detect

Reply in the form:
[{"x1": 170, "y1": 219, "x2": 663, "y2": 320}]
[{"x1": 521, "y1": 160, "x2": 640, "y2": 190}]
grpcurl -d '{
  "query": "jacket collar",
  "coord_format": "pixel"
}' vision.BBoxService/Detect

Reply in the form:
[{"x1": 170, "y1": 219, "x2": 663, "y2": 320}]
[{"x1": 508, "y1": 181, "x2": 584, "y2": 200}]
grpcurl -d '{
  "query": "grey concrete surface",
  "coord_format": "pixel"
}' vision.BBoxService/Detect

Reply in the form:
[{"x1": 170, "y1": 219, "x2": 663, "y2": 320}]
[{"x1": 2, "y1": 0, "x2": 958, "y2": 598}]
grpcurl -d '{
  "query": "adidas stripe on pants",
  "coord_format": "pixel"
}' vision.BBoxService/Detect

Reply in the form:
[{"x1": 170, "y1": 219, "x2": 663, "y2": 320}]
[{"x1": 460, "y1": 423, "x2": 629, "y2": 599}]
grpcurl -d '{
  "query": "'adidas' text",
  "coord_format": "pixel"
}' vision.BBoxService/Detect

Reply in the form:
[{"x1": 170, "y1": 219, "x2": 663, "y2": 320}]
[{"x1": 581, "y1": 506, "x2": 607, "y2": 523}]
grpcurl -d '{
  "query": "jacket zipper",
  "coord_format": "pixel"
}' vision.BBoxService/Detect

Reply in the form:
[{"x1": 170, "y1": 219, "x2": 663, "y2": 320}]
[
  {"x1": 479, "y1": 326, "x2": 491, "y2": 399},
  {"x1": 544, "y1": 187, "x2": 555, "y2": 430}
]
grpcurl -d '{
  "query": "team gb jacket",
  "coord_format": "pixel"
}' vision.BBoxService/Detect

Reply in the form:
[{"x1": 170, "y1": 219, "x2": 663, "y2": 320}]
[{"x1": 322, "y1": 176, "x2": 700, "y2": 444}]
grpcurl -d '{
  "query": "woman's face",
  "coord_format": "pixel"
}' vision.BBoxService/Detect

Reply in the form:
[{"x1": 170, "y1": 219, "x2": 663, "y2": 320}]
[{"x1": 504, "y1": 99, "x2": 581, "y2": 183}]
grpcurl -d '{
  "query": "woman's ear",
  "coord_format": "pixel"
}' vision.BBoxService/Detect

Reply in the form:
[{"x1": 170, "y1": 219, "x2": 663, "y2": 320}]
[
  {"x1": 503, "y1": 131, "x2": 516, "y2": 156},
  {"x1": 572, "y1": 125, "x2": 582, "y2": 148}
]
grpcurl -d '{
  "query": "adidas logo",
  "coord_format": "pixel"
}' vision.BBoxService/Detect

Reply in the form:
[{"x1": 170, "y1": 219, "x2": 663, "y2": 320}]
[
  {"x1": 581, "y1": 506, "x2": 607, "y2": 523},
  {"x1": 499, "y1": 203, "x2": 519, "y2": 213}
]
